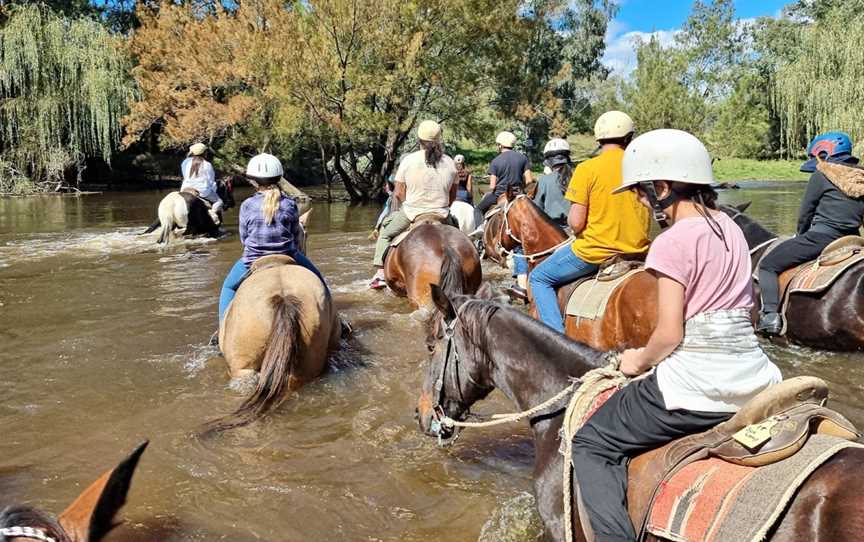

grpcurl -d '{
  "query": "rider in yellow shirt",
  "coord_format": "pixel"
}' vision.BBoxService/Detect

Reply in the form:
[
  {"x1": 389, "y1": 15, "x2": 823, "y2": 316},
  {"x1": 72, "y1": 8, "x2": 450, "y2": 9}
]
[{"x1": 529, "y1": 111, "x2": 649, "y2": 332}]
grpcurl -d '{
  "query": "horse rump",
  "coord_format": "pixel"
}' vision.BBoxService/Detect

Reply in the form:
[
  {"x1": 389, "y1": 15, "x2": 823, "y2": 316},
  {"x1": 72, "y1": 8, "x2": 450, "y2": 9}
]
[{"x1": 201, "y1": 294, "x2": 305, "y2": 436}]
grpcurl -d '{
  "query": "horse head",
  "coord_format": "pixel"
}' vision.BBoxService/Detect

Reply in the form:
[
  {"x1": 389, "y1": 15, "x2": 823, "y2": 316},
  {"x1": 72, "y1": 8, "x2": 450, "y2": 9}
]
[
  {"x1": 217, "y1": 177, "x2": 236, "y2": 210},
  {"x1": 417, "y1": 281, "x2": 498, "y2": 444},
  {"x1": 0, "y1": 441, "x2": 147, "y2": 542}
]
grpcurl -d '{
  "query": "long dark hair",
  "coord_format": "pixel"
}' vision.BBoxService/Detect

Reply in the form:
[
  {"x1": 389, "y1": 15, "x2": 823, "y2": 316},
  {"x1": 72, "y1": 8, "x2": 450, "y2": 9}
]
[
  {"x1": 554, "y1": 162, "x2": 573, "y2": 194},
  {"x1": 189, "y1": 155, "x2": 205, "y2": 178},
  {"x1": 420, "y1": 139, "x2": 444, "y2": 167},
  {"x1": 668, "y1": 182, "x2": 718, "y2": 209}
]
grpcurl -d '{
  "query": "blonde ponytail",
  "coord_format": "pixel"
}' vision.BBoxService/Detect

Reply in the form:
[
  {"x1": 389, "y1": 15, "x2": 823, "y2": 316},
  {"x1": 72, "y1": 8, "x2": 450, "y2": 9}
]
[{"x1": 261, "y1": 186, "x2": 282, "y2": 225}]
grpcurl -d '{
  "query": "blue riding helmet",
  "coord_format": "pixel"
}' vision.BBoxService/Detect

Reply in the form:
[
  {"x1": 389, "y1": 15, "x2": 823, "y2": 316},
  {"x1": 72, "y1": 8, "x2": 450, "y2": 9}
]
[{"x1": 801, "y1": 131, "x2": 859, "y2": 172}]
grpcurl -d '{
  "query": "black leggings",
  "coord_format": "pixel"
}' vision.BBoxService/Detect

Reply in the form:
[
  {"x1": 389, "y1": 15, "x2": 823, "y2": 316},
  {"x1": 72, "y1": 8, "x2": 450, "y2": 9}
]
[
  {"x1": 571, "y1": 373, "x2": 731, "y2": 542},
  {"x1": 757, "y1": 231, "x2": 837, "y2": 312}
]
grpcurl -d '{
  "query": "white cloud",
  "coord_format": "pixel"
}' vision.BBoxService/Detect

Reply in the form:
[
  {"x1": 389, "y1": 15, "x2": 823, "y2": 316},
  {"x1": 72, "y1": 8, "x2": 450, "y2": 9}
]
[{"x1": 602, "y1": 27, "x2": 679, "y2": 77}]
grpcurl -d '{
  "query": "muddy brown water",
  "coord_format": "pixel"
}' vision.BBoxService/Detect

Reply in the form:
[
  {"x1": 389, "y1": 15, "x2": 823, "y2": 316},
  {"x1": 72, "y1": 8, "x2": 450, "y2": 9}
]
[{"x1": 1, "y1": 182, "x2": 863, "y2": 541}]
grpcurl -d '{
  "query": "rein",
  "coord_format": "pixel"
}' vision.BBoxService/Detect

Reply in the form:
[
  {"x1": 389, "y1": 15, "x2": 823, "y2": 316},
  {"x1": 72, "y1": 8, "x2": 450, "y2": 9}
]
[
  {"x1": 426, "y1": 309, "x2": 627, "y2": 542},
  {"x1": 496, "y1": 195, "x2": 574, "y2": 263}
]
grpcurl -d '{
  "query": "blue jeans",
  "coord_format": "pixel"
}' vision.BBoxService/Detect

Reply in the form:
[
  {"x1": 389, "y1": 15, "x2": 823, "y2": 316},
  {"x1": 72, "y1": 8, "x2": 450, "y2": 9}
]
[
  {"x1": 513, "y1": 246, "x2": 528, "y2": 277},
  {"x1": 218, "y1": 252, "x2": 328, "y2": 322},
  {"x1": 529, "y1": 246, "x2": 599, "y2": 333}
]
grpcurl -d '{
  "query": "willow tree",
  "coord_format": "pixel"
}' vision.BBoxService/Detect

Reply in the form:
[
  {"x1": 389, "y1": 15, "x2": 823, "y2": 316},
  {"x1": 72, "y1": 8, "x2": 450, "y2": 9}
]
[
  {"x1": 0, "y1": 5, "x2": 134, "y2": 193},
  {"x1": 773, "y1": 9, "x2": 864, "y2": 157}
]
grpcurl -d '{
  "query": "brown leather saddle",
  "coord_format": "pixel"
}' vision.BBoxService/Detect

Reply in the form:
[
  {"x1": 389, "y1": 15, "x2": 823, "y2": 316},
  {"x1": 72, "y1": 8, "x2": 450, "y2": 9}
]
[{"x1": 629, "y1": 376, "x2": 858, "y2": 537}]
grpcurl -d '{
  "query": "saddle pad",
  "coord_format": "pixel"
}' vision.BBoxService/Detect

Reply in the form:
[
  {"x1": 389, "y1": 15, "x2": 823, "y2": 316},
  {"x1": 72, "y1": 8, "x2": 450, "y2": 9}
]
[
  {"x1": 646, "y1": 435, "x2": 864, "y2": 542},
  {"x1": 785, "y1": 249, "x2": 864, "y2": 294},
  {"x1": 565, "y1": 268, "x2": 642, "y2": 319},
  {"x1": 391, "y1": 229, "x2": 412, "y2": 248}
]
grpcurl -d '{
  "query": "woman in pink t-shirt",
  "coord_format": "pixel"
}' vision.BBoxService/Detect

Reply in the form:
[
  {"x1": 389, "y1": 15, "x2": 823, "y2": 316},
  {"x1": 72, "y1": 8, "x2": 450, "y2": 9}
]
[{"x1": 570, "y1": 130, "x2": 781, "y2": 542}]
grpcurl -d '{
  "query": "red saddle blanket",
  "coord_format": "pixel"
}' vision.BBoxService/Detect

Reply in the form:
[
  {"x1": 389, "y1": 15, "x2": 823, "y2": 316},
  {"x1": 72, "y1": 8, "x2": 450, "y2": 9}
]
[{"x1": 645, "y1": 434, "x2": 863, "y2": 542}]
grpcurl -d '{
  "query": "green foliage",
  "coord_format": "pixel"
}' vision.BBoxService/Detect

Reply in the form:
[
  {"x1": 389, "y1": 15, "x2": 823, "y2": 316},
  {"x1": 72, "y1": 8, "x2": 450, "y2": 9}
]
[
  {"x1": 773, "y1": 7, "x2": 864, "y2": 157},
  {"x1": 624, "y1": 36, "x2": 706, "y2": 134},
  {"x1": 0, "y1": 4, "x2": 134, "y2": 193}
]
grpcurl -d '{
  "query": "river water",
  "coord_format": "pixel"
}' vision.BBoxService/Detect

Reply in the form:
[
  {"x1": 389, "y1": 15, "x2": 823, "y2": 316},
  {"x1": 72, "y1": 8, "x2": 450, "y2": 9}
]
[{"x1": 1, "y1": 182, "x2": 862, "y2": 541}]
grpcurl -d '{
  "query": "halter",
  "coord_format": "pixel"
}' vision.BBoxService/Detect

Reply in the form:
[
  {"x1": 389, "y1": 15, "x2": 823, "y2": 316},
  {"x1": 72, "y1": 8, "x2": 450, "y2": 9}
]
[
  {"x1": 0, "y1": 527, "x2": 57, "y2": 542},
  {"x1": 496, "y1": 195, "x2": 574, "y2": 263}
]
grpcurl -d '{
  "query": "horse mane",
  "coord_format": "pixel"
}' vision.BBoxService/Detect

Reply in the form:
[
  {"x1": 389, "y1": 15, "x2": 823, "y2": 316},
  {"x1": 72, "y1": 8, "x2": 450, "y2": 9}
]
[
  {"x1": 718, "y1": 204, "x2": 776, "y2": 248},
  {"x1": 0, "y1": 505, "x2": 70, "y2": 542},
  {"x1": 457, "y1": 297, "x2": 606, "y2": 374},
  {"x1": 516, "y1": 196, "x2": 564, "y2": 232}
]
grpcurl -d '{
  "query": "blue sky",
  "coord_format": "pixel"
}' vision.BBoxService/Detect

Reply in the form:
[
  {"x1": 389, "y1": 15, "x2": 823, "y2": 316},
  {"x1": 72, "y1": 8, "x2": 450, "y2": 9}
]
[{"x1": 603, "y1": 0, "x2": 791, "y2": 75}]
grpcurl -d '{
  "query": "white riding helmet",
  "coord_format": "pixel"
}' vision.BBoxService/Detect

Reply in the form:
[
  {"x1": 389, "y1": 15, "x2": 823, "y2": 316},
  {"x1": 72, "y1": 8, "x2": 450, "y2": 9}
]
[
  {"x1": 543, "y1": 138, "x2": 570, "y2": 155},
  {"x1": 495, "y1": 131, "x2": 518, "y2": 148},
  {"x1": 417, "y1": 120, "x2": 442, "y2": 141},
  {"x1": 246, "y1": 153, "x2": 284, "y2": 179},
  {"x1": 614, "y1": 129, "x2": 714, "y2": 194},
  {"x1": 594, "y1": 111, "x2": 635, "y2": 141},
  {"x1": 188, "y1": 142, "x2": 207, "y2": 156}
]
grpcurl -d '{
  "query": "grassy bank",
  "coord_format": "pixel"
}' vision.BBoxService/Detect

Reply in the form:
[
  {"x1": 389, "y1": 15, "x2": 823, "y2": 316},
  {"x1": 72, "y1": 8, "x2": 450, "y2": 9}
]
[
  {"x1": 456, "y1": 137, "x2": 808, "y2": 184},
  {"x1": 713, "y1": 158, "x2": 807, "y2": 182}
]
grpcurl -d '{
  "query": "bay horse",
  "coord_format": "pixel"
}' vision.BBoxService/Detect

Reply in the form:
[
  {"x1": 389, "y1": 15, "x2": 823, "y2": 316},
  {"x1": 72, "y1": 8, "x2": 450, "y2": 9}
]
[
  {"x1": 143, "y1": 178, "x2": 236, "y2": 244},
  {"x1": 415, "y1": 283, "x2": 864, "y2": 542},
  {"x1": 0, "y1": 441, "x2": 147, "y2": 542},
  {"x1": 205, "y1": 254, "x2": 342, "y2": 433},
  {"x1": 721, "y1": 202, "x2": 864, "y2": 350},
  {"x1": 496, "y1": 192, "x2": 656, "y2": 350},
  {"x1": 383, "y1": 220, "x2": 481, "y2": 309}
]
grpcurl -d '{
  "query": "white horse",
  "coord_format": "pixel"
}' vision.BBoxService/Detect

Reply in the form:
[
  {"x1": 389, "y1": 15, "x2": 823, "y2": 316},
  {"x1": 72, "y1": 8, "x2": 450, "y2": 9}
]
[{"x1": 450, "y1": 200, "x2": 483, "y2": 236}]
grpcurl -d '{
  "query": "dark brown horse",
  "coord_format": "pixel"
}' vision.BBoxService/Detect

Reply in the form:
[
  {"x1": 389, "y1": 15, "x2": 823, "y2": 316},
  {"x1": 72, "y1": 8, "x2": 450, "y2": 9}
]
[
  {"x1": 495, "y1": 192, "x2": 656, "y2": 350},
  {"x1": 416, "y1": 283, "x2": 864, "y2": 541},
  {"x1": 384, "y1": 222, "x2": 481, "y2": 309},
  {"x1": 721, "y1": 202, "x2": 864, "y2": 350},
  {"x1": 0, "y1": 441, "x2": 147, "y2": 542}
]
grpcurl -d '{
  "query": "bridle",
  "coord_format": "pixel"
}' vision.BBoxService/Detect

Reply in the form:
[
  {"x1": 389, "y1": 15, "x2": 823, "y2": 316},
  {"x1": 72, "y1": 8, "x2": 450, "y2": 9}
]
[
  {"x1": 0, "y1": 526, "x2": 57, "y2": 542},
  {"x1": 427, "y1": 310, "x2": 481, "y2": 445},
  {"x1": 495, "y1": 194, "x2": 574, "y2": 264}
]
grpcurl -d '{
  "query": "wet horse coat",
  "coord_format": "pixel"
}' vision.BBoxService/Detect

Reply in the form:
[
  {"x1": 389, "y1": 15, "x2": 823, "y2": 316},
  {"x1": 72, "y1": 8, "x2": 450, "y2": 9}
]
[
  {"x1": 211, "y1": 256, "x2": 341, "y2": 430},
  {"x1": 416, "y1": 283, "x2": 864, "y2": 542},
  {"x1": 497, "y1": 193, "x2": 655, "y2": 350},
  {"x1": 721, "y1": 202, "x2": 864, "y2": 350},
  {"x1": 383, "y1": 220, "x2": 481, "y2": 309}
]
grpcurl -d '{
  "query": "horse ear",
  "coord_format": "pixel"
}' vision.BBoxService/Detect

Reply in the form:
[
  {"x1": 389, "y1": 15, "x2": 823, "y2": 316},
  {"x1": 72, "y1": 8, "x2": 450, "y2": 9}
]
[
  {"x1": 735, "y1": 201, "x2": 752, "y2": 213},
  {"x1": 430, "y1": 284, "x2": 457, "y2": 322},
  {"x1": 299, "y1": 209, "x2": 313, "y2": 228},
  {"x1": 475, "y1": 282, "x2": 495, "y2": 300},
  {"x1": 59, "y1": 441, "x2": 148, "y2": 542}
]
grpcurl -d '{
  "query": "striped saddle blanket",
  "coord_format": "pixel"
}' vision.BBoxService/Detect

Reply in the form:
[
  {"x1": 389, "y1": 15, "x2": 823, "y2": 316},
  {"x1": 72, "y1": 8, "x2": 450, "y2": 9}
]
[{"x1": 645, "y1": 435, "x2": 864, "y2": 542}]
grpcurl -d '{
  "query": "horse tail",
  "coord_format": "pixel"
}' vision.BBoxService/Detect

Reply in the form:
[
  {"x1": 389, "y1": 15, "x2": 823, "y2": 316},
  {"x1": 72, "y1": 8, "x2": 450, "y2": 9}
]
[
  {"x1": 438, "y1": 245, "x2": 467, "y2": 298},
  {"x1": 201, "y1": 295, "x2": 304, "y2": 435}
]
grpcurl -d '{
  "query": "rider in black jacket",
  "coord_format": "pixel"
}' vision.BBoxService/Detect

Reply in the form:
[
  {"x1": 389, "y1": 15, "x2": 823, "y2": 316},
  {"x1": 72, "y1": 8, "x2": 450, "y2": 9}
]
[{"x1": 757, "y1": 132, "x2": 864, "y2": 335}]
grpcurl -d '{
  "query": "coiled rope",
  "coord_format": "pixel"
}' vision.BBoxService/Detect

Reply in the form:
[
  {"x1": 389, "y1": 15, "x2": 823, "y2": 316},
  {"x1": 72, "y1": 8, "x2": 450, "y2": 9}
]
[{"x1": 438, "y1": 354, "x2": 628, "y2": 542}]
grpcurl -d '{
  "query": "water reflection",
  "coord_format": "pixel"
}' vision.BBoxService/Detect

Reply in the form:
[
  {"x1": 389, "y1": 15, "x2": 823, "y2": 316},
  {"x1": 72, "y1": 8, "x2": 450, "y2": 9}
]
[{"x1": 1, "y1": 181, "x2": 862, "y2": 541}]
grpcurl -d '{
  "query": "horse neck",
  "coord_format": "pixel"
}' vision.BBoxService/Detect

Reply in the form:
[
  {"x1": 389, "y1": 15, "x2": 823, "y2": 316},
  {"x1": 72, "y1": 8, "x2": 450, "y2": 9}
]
[
  {"x1": 738, "y1": 216, "x2": 777, "y2": 249},
  {"x1": 468, "y1": 305, "x2": 605, "y2": 413},
  {"x1": 511, "y1": 198, "x2": 567, "y2": 253}
]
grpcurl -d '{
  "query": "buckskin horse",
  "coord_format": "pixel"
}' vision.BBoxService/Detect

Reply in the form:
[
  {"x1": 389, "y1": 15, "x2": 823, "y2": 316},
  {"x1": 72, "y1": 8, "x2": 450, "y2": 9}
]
[
  {"x1": 205, "y1": 252, "x2": 343, "y2": 434},
  {"x1": 415, "y1": 281, "x2": 864, "y2": 542},
  {"x1": 0, "y1": 441, "x2": 147, "y2": 542},
  {"x1": 494, "y1": 192, "x2": 656, "y2": 350},
  {"x1": 721, "y1": 202, "x2": 864, "y2": 350},
  {"x1": 383, "y1": 218, "x2": 481, "y2": 309},
  {"x1": 142, "y1": 178, "x2": 236, "y2": 244}
]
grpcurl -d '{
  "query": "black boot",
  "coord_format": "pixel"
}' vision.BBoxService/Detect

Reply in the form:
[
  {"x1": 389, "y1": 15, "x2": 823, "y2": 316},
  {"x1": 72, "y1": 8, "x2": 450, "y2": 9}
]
[
  {"x1": 505, "y1": 284, "x2": 529, "y2": 303},
  {"x1": 208, "y1": 331, "x2": 219, "y2": 347},
  {"x1": 756, "y1": 312, "x2": 782, "y2": 336}
]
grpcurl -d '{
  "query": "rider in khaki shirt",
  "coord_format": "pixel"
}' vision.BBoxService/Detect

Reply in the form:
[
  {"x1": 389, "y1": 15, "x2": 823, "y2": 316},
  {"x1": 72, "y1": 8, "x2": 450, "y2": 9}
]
[{"x1": 369, "y1": 120, "x2": 457, "y2": 289}]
